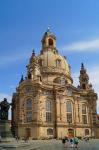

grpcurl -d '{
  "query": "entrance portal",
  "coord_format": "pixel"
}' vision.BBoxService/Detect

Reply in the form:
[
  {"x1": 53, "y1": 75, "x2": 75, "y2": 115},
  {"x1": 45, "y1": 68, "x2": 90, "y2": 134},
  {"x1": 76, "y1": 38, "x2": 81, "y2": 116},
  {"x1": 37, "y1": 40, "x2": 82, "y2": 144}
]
[
  {"x1": 85, "y1": 129, "x2": 89, "y2": 136},
  {"x1": 68, "y1": 129, "x2": 74, "y2": 137},
  {"x1": 26, "y1": 128, "x2": 31, "y2": 138}
]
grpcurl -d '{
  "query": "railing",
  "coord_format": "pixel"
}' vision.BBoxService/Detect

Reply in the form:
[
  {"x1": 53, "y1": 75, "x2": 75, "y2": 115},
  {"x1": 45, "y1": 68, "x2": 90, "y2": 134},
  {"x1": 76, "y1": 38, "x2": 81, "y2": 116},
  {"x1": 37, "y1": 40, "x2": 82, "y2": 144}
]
[{"x1": 41, "y1": 66, "x2": 70, "y2": 75}]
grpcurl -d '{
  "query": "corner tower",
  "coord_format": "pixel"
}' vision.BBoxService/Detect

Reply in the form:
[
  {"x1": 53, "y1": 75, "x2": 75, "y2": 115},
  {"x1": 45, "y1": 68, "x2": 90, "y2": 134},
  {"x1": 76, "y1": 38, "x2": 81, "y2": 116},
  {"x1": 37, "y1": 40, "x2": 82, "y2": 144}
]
[{"x1": 79, "y1": 63, "x2": 92, "y2": 90}]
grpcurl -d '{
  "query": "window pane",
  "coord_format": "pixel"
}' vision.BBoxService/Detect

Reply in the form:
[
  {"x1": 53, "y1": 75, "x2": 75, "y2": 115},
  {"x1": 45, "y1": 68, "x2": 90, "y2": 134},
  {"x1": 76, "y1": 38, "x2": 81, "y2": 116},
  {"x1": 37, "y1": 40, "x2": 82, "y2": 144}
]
[
  {"x1": 46, "y1": 101, "x2": 51, "y2": 112},
  {"x1": 66, "y1": 102, "x2": 72, "y2": 113},
  {"x1": 67, "y1": 113, "x2": 72, "y2": 123},
  {"x1": 26, "y1": 99, "x2": 32, "y2": 110},
  {"x1": 46, "y1": 112, "x2": 52, "y2": 122},
  {"x1": 26, "y1": 111, "x2": 32, "y2": 122},
  {"x1": 82, "y1": 115, "x2": 87, "y2": 124},
  {"x1": 46, "y1": 100, "x2": 52, "y2": 122},
  {"x1": 82, "y1": 104, "x2": 87, "y2": 114},
  {"x1": 56, "y1": 60, "x2": 61, "y2": 67},
  {"x1": 60, "y1": 77, "x2": 66, "y2": 85}
]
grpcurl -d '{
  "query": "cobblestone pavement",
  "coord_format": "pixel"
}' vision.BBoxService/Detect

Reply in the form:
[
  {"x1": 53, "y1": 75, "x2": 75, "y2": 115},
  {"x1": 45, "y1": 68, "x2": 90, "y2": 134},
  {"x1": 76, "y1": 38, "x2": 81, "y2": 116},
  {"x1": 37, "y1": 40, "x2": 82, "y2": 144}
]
[
  {"x1": 32, "y1": 139, "x2": 99, "y2": 150},
  {"x1": 0, "y1": 139, "x2": 99, "y2": 150}
]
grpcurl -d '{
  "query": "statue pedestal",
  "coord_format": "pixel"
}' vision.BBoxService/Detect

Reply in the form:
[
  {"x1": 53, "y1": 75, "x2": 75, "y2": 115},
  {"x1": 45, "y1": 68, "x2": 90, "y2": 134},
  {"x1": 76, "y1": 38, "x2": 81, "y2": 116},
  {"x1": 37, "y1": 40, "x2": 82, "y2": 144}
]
[{"x1": 0, "y1": 120, "x2": 14, "y2": 142}]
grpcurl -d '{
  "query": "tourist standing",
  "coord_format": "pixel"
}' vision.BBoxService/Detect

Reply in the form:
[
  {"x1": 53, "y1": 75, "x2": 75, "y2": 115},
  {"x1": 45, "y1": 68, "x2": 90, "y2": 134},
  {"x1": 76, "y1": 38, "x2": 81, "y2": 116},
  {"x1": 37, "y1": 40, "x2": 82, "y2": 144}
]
[
  {"x1": 62, "y1": 137, "x2": 66, "y2": 147},
  {"x1": 74, "y1": 137, "x2": 79, "y2": 148},
  {"x1": 15, "y1": 136, "x2": 19, "y2": 142},
  {"x1": 70, "y1": 138, "x2": 74, "y2": 147}
]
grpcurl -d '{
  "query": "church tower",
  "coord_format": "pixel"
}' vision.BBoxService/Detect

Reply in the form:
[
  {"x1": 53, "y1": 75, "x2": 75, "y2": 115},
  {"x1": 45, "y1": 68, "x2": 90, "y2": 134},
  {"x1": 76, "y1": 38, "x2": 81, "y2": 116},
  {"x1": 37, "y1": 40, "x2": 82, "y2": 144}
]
[
  {"x1": 27, "y1": 49, "x2": 41, "y2": 81},
  {"x1": 79, "y1": 63, "x2": 92, "y2": 90}
]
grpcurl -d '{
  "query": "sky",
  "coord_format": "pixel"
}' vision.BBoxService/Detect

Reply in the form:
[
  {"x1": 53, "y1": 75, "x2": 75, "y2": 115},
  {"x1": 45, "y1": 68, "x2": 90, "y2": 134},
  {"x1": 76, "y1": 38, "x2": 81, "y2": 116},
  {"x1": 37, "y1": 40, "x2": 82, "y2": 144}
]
[{"x1": 0, "y1": 0, "x2": 99, "y2": 115}]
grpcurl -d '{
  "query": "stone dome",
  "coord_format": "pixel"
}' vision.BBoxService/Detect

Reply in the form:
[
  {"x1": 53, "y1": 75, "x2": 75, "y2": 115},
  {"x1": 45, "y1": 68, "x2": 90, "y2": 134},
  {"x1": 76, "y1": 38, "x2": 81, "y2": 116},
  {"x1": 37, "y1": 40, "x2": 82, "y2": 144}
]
[
  {"x1": 28, "y1": 29, "x2": 73, "y2": 84},
  {"x1": 37, "y1": 50, "x2": 72, "y2": 84},
  {"x1": 38, "y1": 51, "x2": 70, "y2": 75}
]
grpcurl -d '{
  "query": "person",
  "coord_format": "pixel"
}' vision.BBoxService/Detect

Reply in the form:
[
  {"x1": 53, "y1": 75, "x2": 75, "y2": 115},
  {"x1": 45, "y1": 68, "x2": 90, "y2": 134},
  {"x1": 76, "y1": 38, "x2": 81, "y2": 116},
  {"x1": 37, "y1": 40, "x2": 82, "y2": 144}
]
[
  {"x1": 62, "y1": 137, "x2": 66, "y2": 147},
  {"x1": 24, "y1": 136, "x2": 29, "y2": 143},
  {"x1": 65, "y1": 136, "x2": 69, "y2": 147},
  {"x1": 85, "y1": 137, "x2": 89, "y2": 142},
  {"x1": 65, "y1": 136, "x2": 69, "y2": 142},
  {"x1": 74, "y1": 136, "x2": 79, "y2": 148},
  {"x1": 70, "y1": 138, "x2": 74, "y2": 148},
  {"x1": 15, "y1": 135, "x2": 19, "y2": 142}
]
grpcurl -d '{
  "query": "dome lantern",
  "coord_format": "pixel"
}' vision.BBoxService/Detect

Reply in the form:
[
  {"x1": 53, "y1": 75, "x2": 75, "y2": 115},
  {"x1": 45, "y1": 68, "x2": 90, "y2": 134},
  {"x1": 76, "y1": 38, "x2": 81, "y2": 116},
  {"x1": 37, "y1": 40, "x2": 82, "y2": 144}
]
[{"x1": 41, "y1": 27, "x2": 57, "y2": 53}]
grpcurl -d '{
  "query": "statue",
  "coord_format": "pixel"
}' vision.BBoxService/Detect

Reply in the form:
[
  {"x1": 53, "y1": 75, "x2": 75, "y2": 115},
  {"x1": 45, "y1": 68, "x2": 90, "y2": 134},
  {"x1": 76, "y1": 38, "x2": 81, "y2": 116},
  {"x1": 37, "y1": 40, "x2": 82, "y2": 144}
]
[{"x1": 0, "y1": 98, "x2": 11, "y2": 120}]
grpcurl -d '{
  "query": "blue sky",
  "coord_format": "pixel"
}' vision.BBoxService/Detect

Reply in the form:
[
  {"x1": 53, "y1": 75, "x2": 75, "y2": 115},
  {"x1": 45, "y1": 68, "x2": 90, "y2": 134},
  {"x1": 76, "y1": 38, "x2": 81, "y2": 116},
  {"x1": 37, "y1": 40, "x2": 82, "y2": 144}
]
[{"x1": 0, "y1": 0, "x2": 99, "y2": 113}]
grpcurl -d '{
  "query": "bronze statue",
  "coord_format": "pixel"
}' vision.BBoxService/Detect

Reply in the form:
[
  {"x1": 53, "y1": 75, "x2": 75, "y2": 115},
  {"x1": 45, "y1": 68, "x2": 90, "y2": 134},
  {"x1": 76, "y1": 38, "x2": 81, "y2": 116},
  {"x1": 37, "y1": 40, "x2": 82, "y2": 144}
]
[{"x1": 0, "y1": 98, "x2": 11, "y2": 120}]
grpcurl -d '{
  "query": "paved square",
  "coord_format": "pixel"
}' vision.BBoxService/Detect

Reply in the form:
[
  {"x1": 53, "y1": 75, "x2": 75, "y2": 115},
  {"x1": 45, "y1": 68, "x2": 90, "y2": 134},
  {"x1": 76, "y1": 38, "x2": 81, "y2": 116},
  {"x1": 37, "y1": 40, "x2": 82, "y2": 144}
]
[
  {"x1": 0, "y1": 139, "x2": 99, "y2": 150},
  {"x1": 35, "y1": 139, "x2": 99, "y2": 150}
]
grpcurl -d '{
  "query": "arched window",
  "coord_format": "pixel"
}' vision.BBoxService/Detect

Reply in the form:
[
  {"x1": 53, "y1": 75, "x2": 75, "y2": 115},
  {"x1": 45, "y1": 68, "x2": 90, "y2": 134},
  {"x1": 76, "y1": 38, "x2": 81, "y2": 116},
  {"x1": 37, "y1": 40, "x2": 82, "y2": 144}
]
[
  {"x1": 82, "y1": 84, "x2": 86, "y2": 89},
  {"x1": 47, "y1": 128, "x2": 53, "y2": 135},
  {"x1": 56, "y1": 59, "x2": 61, "y2": 67},
  {"x1": 26, "y1": 111, "x2": 32, "y2": 122},
  {"x1": 46, "y1": 100, "x2": 52, "y2": 122},
  {"x1": 26, "y1": 99, "x2": 32, "y2": 110},
  {"x1": 48, "y1": 38, "x2": 53, "y2": 46},
  {"x1": 26, "y1": 99, "x2": 32, "y2": 122},
  {"x1": 39, "y1": 59, "x2": 44, "y2": 66},
  {"x1": 85, "y1": 129, "x2": 89, "y2": 136},
  {"x1": 60, "y1": 76, "x2": 66, "y2": 86},
  {"x1": 25, "y1": 128, "x2": 31, "y2": 138},
  {"x1": 68, "y1": 129, "x2": 74, "y2": 137},
  {"x1": 66, "y1": 101, "x2": 72, "y2": 123},
  {"x1": 82, "y1": 104, "x2": 87, "y2": 124}
]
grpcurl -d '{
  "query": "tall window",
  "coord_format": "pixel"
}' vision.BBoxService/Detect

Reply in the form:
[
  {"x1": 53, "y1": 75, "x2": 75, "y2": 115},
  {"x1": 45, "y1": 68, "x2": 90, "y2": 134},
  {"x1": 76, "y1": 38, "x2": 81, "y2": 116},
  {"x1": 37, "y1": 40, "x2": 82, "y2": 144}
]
[
  {"x1": 48, "y1": 38, "x2": 53, "y2": 46},
  {"x1": 82, "y1": 104, "x2": 87, "y2": 124},
  {"x1": 56, "y1": 59, "x2": 61, "y2": 67},
  {"x1": 66, "y1": 101, "x2": 72, "y2": 123},
  {"x1": 39, "y1": 59, "x2": 44, "y2": 66},
  {"x1": 60, "y1": 77, "x2": 66, "y2": 86},
  {"x1": 46, "y1": 100, "x2": 52, "y2": 122},
  {"x1": 47, "y1": 128, "x2": 53, "y2": 135},
  {"x1": 26, "y1": 99, "x2": 32, "y2": 110},
  {"x1": 26, "y1": 99, "x2": 32, "y2": 122},
  {"x1": 26, "y1": 111, "x2": 32, "y2": 122}
]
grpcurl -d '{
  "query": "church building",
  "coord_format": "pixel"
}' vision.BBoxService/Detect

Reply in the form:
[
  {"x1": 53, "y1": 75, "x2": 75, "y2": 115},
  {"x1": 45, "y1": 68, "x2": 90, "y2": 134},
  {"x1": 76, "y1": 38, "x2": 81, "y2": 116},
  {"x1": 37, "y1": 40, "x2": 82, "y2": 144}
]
[{"x1": 12, "y1": 29, "x2": 97, "y2": 139}]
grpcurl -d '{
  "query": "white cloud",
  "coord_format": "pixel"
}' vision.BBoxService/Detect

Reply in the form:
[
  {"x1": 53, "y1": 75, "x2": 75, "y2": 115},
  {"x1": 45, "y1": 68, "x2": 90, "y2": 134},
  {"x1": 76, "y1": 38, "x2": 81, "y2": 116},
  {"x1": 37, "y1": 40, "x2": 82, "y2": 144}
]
[
  {"x1": 0, "y1": 49, "x2": 31, "y2": 67},
  {"x1": 0, "y1": 93, "x2": 12, "y2": 102},
  {"x1": 62, "y1": 38, "x2": 99, "y2": 51},
  {"x1": 73, "y1": 65, "x2": 99, "y2": 113}
]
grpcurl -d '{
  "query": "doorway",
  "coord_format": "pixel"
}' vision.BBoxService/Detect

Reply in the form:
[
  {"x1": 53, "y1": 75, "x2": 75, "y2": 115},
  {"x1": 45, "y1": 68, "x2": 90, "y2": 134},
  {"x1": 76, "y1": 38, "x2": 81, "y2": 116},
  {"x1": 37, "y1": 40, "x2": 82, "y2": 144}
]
[
  {"x1": 68, "y1": 129, "x2": 74, "y2": 137},
  {"x1": 25, "y1": 128, "x2": 31, "y2": 138}
]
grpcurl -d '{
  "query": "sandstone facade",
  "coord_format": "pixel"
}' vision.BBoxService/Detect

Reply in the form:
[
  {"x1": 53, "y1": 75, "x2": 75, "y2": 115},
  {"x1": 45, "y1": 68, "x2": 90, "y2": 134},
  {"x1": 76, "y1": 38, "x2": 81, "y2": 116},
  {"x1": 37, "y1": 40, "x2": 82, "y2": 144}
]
[{"x1": 12, "y1": 29, "x2": 97, "y2": 139}]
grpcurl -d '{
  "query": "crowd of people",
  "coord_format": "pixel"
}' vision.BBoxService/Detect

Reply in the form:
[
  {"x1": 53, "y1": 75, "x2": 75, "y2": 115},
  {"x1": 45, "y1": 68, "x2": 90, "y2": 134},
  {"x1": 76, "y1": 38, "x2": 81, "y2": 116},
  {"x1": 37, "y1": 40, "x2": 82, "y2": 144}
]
[
  {"x1": 62, "y1": 136, "x2": 90, "y2": 148},
  {"x1": 62, "y1": 136, "x2": 79, "y2": 148}
]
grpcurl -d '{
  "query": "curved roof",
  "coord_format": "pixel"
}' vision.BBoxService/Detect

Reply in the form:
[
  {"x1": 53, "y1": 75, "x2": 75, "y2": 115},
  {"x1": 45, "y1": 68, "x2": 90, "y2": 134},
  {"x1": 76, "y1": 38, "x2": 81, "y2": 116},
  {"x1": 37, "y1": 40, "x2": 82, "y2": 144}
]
[{"x1": 38, "y1": 50, "x2": 71, "y2": 77}]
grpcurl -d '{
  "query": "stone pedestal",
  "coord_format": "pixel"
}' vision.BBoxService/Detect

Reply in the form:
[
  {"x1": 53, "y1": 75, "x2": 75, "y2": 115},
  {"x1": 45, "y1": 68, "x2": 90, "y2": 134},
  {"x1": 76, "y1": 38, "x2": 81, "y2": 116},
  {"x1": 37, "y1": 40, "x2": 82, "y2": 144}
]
[{"x1": 0, "y1": 120, "x2": 14, "y2": 142}]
